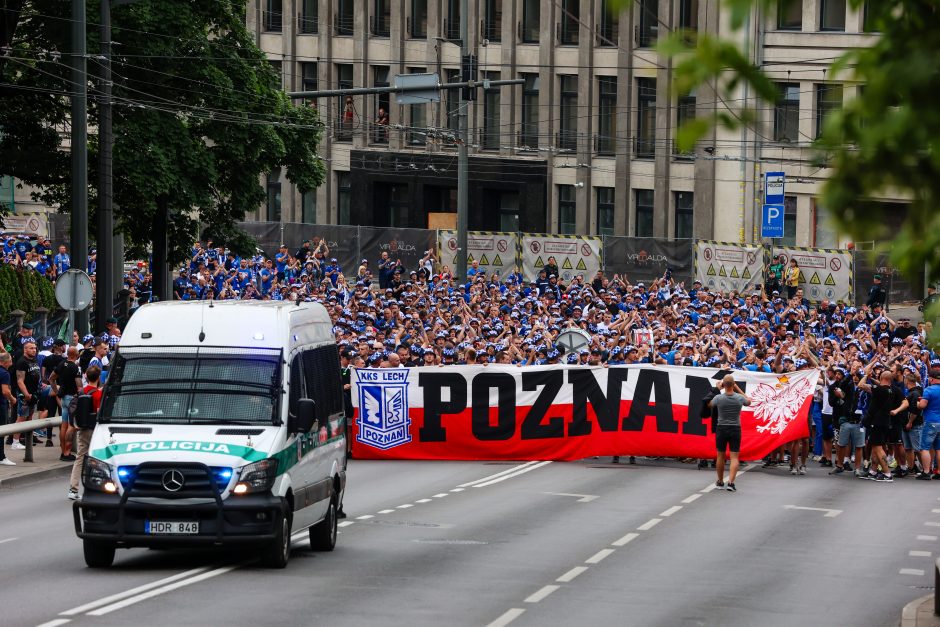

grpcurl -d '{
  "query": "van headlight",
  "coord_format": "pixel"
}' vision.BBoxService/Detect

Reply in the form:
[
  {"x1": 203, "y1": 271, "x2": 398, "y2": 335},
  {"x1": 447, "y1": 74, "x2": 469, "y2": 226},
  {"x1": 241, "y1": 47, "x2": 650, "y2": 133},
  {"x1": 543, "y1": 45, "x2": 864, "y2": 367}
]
[
  {"x1": 83, "y1": 457, "x2": 117, "y2": 493},
  {"x1": 233, "y1": 459, "x2": 278, "y2": 495}
]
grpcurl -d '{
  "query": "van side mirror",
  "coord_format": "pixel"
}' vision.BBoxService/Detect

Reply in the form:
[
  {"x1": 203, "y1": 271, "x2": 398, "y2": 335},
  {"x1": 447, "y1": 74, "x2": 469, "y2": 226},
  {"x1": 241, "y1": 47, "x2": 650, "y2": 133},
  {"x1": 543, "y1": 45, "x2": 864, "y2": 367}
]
[
  {"x1": 73, "y1": 395, "x2": 97, "y2": 429},
  {"x1": 289, "y1": 398, "x2": 317, "y2": 434}
]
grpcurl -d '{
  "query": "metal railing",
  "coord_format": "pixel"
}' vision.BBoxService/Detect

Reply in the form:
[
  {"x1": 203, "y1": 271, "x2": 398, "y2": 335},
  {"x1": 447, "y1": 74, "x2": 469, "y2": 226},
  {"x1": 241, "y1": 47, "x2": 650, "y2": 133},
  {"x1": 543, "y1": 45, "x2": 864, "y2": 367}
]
[
  {"x1": 1, "y1": 417, "x2": 64, "y2": 462},
  {"x1": 556, "y1": 130, "x2": 577, "y2": 152},
  {"x1": 262, "y1": 10, "x2": 282, "y2": 32},
  {"x1": 443, "y1": 17, "x2": 460, "y2": 40},
  {"x1": 297, "y1": 12, "x2": 318, "y2": 34},
  {"x1": 334, "y1": 14, "x2": 354, "y2": 36},
  {"x1": 370, "y1": 14, "x2": 390, "y2": 37},
  {"x1": 482, "y1": 18, "x2": 501, "y2": 42}
]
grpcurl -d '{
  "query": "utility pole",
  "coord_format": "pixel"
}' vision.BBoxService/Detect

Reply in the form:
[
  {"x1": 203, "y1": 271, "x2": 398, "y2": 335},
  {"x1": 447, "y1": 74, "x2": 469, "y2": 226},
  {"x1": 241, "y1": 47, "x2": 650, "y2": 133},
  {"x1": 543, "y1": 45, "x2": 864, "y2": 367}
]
[
  {"x1": 95, "y1": 0, "x2": 114, "y2": 333},
  {"x1": 456, "y1": 0, "x2": 469, "y2": 283},
  {"x1": 71, "y1": 0, "x2": 89, "y2": 335}
]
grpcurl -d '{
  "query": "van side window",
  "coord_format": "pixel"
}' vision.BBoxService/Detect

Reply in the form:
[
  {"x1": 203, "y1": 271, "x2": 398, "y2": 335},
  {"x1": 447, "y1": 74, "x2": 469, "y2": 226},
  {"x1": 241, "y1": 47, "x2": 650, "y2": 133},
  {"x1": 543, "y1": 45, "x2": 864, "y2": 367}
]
[
  {"x1": 302, "y1": 346, "x2": 343, "y2": 424},
  {"x1": 288, "y1": 356, "x2": 304, "y2": 418}
]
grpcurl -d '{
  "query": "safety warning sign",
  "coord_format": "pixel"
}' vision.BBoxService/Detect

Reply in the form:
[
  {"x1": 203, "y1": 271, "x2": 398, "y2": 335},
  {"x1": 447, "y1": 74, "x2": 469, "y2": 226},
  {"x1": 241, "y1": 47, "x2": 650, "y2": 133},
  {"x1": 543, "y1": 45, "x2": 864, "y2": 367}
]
[
  {"x1": 772, "y1": 245, "x2": 853, "y2": 303},
  {"x1": 694, "y1": 241, "x2": 765, "y2": 294},
  {"x1": 521, "y1": 234, "x2": 602, "y2": 281},
  {"x1": 438, "y1": 231, "x2": 518, "y2": 279}
]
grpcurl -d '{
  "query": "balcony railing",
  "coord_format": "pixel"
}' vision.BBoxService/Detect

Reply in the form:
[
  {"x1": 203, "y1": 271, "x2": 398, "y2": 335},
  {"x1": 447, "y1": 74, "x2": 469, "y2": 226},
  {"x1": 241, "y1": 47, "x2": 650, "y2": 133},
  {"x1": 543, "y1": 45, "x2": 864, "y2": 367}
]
[
  {"x1": 479, "y1": 126, "x2": 500, "y2": 150},
  {"x1": 597, "y1": 20, "x2": 618, "y2": 46},
  {"x1": 634, "y1": 136, "x2": 655, "y2": 159},
  {"x1": 556, "y1": 130, "x2": 577, "y2": 152},
  {"x1": 517, "y1": 128, "x2": 539, "y2": 151},
  {"x1": 594, "y1": 134, "x2": 615, "y2": 156},
  {"x1": 297, "y1": 12, "x2": 318, "y2": 34},
  {"x1": 635, "y1": 24, "x2": 657, "y2": 47},
  {"x1": 408, "y1": 16, "x2": 427, "y2": 38},
  {"x1": 371, "y1": 14, "x2": 390, "y2": 37},
  {"x1": 334, "y1": 14, "x2": 354, "y2": 36},
  {"x1": 263, "y1": 10, "x2": 282, "y2": 32},
  {"x1": 482, "y1": 19, "x2": 501, "y2": 42},
  {"x1": 367, "y1": 121, "x2": 390, "y2": 144},
  {"x1": 558, "y1": 20, "x2": 579, "y2": 45},
  {"x1": 444, "y1": 17, "x2": 461, "y2": 40}
]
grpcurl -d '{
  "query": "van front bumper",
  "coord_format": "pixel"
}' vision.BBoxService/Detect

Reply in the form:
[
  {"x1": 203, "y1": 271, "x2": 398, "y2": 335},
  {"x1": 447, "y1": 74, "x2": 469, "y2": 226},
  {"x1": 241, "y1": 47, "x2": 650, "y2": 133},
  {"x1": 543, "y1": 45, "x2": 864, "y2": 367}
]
[{"x1": 73, "y1": 491, "x2": 288, "y2": 547}]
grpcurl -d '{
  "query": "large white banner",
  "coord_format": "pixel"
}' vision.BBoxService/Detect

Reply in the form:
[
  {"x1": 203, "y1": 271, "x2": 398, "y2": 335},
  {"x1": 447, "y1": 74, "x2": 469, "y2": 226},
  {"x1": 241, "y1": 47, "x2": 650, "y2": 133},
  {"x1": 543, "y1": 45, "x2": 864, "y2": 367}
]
[
  {"x1": 771, "y1": 245, "x2": 854, "y2": 303},
  {"x1": 521, "y1": 234, "x2": 602, "y2": 282},
  {"x1": 2, "y1": 215, "x2": 48, "y2": 237},
  {"x1": 694, "y1": 240, "x2": 765, "y2": 294},
  {"x1": 438, "y1": 230, "x2": 517, "y2": 279}
]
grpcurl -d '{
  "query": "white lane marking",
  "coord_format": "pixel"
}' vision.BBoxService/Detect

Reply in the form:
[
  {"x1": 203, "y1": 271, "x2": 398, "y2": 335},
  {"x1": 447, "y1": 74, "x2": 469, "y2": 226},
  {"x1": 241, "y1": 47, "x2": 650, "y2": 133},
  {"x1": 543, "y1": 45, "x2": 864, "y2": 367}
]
[
  {"x1": 60, "y1": 567, "x2": 211, "y2": 615},
  {"x1": 918, "y1": 535, "x2": 938, "y2": 541},
  {"x1": 899, "y1": 568, "x2": 926, "y2": 576},
  {"x1": 36, "y1": 619, "x2": 71, "y2": 627},
  {"x1": 542, "y1": 492, "x2": 599, "y2": 503},
  {"x1": 338, "y1": 521, "x2": 355, "y2": 528},
  {"x1": 933, "y1": 509, "x2": 940, "y2": 514},
  {"x1": 415, "y1": 498, "x2": 432, "y2": 503},
  {"x1": 397, "y1": 504, "x2": 414, "y2": 509},
  {"x1": 486, "y1": 608, "x2": 525, "y2": 627},
  {"x1": 681, "y1": 494, "x2": 702, "y2": 504},
  {"x1": 612, "y1": 532, "x2": 639, "y2": 547},
  {"x1": 524, "y1": 585, "x2": 560, "y2": 603},
  {"x1": 910, "y1": 550, "x2": 933, "y2": 557},
  {"x1": 701, "y1": 483, "x2": 721, "y2": 493},
  {"x1": 450, "y1": 488, "x2": 465, "y2": 492},
  {"x1": 356, "y1": 515, "x2": 374, "y2": 520},
  {"x1": 432, "y1": 493, "x2": 449, "y2": 498},
  {"x1": 637, "y1": 518, "x2": 662, "y2": 531},
  {"x1": 459, "y1": 462, "x2": 538, "y2": 488},
  {"x1": 378, "y1": 509, "x2": 395, "y2": 514},
  {"x1": 473, "y1": 461, "x2": 552, "y2": 487},
  {"x1": 556, "y1": 566, "x2": 588, "y2": 583},
  {"x1": 88, "y1": 566, "x2": 238, "y2": 616},
  {"x1": 0, "y1": 537, "x2": 18, "y2": 546},
  {"x1": 924, "y1": 522, "x2": 940, "y2": 527},
  {"x1": 783, "y1": 505, "x2": 842, "y2": 518},
  {"x1": 660, "y1": 506, "x2": 683, "y2": 517},
  {"x1": 585, "y1": 548, "x2": 615, "y2": 564}
]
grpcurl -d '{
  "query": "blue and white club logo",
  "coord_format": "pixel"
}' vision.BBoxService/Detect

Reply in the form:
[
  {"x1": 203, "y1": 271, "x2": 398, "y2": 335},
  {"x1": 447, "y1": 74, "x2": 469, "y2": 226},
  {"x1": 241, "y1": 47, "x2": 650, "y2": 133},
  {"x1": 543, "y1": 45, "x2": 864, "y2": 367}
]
[{"x1": 356, "y1": 369, "x2": 412, "y2": 450}]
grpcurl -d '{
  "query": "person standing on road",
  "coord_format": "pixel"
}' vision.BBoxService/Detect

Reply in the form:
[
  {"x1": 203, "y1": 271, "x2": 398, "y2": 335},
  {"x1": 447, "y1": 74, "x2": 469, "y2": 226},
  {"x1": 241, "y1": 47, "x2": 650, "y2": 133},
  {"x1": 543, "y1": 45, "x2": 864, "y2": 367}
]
[
  {"x1": 710, "y1": 374, "x2": 751, "y2": 492},
  {"x1": 916, "y1": 369, "x2": 940, "y2": 479},
  {"x1": 890, "y1": 373, "x2": 924, "y2": 478},
  {"x1": 68, "y1": 365, "x2": 103, "y2": 500},
  {"x1": 50, "y1": 347, "x2": 82, "y2": 463},
  {"x1": 858, "y1": 365, "x2": 903, "y2": 482},
  {"x1": 0, "y1": 353, "x2": 17, "y2": 465}
]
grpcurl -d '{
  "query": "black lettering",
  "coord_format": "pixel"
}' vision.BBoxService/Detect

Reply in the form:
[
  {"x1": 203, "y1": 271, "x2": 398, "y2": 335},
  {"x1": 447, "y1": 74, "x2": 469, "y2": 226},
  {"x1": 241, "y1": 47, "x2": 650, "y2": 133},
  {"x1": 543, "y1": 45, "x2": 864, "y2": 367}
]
[
  {"x1": 471, "y1": 373, "x2": 516, "y2": 441},
  {"x1": 624, "y1": 369, "x2": 679, "y2": 433},
  {"x1": 568, "y1": 368, "x2": 631, "y2": 436},
  {"x1": 520, "y1": 370, "x2": 564, "y2": 440},
  {"x1": 683, "y1": 375, "x2": 715, "y2": 436},
  {"x1": 418, "y1": 372, "x2": 467, "y2": 442}
]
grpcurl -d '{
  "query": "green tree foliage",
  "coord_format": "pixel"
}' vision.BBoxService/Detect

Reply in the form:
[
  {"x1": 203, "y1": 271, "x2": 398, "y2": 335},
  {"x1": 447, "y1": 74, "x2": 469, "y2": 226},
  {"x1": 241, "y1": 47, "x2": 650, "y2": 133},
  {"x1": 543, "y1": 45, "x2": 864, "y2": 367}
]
[
  {"x1": 1, "y1": 0, "x2": 324, "y2": 263},
  {"x1": 651, "y1": 0, "x2": 940, "y2": 323}
]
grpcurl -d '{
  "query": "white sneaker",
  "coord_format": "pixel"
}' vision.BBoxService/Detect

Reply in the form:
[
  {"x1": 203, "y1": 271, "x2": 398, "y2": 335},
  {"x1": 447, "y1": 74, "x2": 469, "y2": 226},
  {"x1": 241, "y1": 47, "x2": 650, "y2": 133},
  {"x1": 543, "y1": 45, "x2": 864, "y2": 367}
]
[
  {"x1": 0, "y1": 458, "x2": 14, "y2": 466},
  {"x1": 798, "y1": 465, "x2": 806, "y2": 475},
  {"x1": 67, "y1": 489, "x2": 79, "y2": 500},
  {"x1": 11, "y1": 441, "x2": 25, "y2": 450}
]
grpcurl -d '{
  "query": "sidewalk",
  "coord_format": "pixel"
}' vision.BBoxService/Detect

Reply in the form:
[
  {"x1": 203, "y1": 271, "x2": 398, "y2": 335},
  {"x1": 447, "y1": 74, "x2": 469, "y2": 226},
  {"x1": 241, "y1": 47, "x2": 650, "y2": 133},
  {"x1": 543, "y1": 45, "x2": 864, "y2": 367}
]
[
  {"x1": 0, "y1": 432, "x2": 75, "y2": 489},
  {"x1": 902, "y1": 596, "x2": 940, "y2": 627}
]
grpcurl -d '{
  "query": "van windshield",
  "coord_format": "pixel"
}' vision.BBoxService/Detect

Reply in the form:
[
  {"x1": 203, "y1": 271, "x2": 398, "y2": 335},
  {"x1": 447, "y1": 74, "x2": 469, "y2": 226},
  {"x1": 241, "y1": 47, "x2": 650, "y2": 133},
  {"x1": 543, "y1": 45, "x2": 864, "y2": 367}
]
[{"x1": 101, "y1": 347, "x2": 282, "y2": 425}]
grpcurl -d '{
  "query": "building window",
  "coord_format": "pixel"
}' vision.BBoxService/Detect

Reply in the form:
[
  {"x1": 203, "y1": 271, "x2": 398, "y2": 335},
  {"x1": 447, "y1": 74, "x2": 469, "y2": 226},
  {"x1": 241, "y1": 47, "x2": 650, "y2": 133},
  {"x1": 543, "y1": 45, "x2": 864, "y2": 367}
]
[
  {"x1": 596, "y1": 76, "x2": 616, "y2": 155},
  {"x1": 372, "y1": 66, "x2": 390, "y2": 144},
  {"x1": 444, "y1": 68, "x2": 460, "y2": 142},
  {"x1": 675, "y1": 91, "x2": 696, "y2": 158},
  {"x1": 598, "y1": 0, "x2": 618, "y2": 46},
  {"x1": 781, "y1": 196, "x2": 798, "y2": 246},
  {"x1": 558, "y1": 185, "x2": 576, "y2": 234},
  {"x1": 675, "y1": 191, "x2": 693, "y2": 239},
  {"x1": 336, "y1": 64, "x2": 354, "y2": 141},
  {"x1": 268, "y1": 60, "x2": 282, "y2": 89},
  {"x1": 815, "y1": 83, "x2": 842, "y2": 139},
  {"x1": 636, "y1": 77, "x2": 656, "y2": 159},
  {"x1": 635, "y1": 189, "x2": 654, "y2": 237},
  {"x1": 337, "y1": 172, "x2": 351, "y2": 224},
  {"x1": 820, "y1": 0, "x2": 846, "y2": 31},
  {"x1": 597, "y1": 188, "x2": 615, "y2": 236},
  {"x1": 522, "y1": 0, "x2": 539, "y2": 42},
  {"x1": 813, "y1": 201, "x2": 839, "y2": 248},
  {"x1": 560, "y1": 0, "x2": 579, "y2": 45},
  {"x1": 266, "y1": 172, "x2": 282, "y2": 222},
  {"x1": 445, "y1": 0, "x2": 460, "y2": 40},
  {"x1": 264, "y1": 0, "x2": 282, "y2": 32},
  {"x1": 774, "y1": 83, "x2": 800, "y2": 143},
  {"x1": 777, "y1": 0, "x2": 801, "y2": 30},
  {"x1": 637, "y1": 0, "x2": 657, "y2": 47},
  {"x1": 519, "y1": 73, "x2": 539, "y2": 149},
  {"x1": 558, "y1": 75, "x2": 578, "y2": 151},
  {"x1": 299, "y1": 0, "x2": 317, "y2": 34},
  {"x1": 300, "y1": 61, "x2": 317, "y2": 107},
  {"x1": 484, "y1": 0, "x2": 501, "y2": 42},
  {"x1": 408, "y1": 67, "x2": 427, "y2": 145},
  {"x1": 302, "y1": 190, "x2": 317, "y2": 223},
  {"x1": 862, "y1": 1, "x2": 878, "y2": 32},
  {"x1": 335, "y1": 0, "x2": 354, "y2": 36},
  {"x1": 372, "y1": 0, "x2": 391, "y2": 36},
  {"x1": 410, "y1": 0, "x2": 427, "y2": 38},
  {"x1": 679, "y1": 0, "x2": 698, "y2": 31},
  {"x1": 482, "y1": 72, "x2": 500, "y2": 150}
]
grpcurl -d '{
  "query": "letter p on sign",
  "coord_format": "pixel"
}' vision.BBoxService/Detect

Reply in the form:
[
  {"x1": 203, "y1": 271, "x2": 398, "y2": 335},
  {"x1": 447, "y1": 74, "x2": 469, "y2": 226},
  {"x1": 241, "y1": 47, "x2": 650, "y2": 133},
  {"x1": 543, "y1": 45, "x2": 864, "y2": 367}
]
[{"x1": 761, "y1": 204, "x2": 785, "y2": 238}]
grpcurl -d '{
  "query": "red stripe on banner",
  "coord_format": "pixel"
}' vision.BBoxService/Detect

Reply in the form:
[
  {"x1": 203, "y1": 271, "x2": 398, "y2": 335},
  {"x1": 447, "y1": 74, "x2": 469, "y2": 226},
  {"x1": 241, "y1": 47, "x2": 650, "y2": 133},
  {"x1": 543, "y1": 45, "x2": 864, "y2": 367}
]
[{"x1": 351, "y1": 397, "x2": 812, "y2": 461}]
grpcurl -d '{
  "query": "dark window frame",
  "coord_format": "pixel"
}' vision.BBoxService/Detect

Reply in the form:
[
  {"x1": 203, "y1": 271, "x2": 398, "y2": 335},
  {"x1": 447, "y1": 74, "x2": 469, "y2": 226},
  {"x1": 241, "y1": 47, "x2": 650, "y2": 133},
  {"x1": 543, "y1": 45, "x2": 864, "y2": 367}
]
[
  {"x1": 519, "y1": 73, "x2": 540, "y2": 150},
  {"x1": 597, "y1": 187, "x2": 615, "y2": 236},
  {"x1": 776, "y1": 0, "x2": 802, "y2": 30},
  {"x1": 596, "y1": 76, "x2": 617, "y2": 155},
  {"x1": 521, "y1": 0, "x2": 540, "y2": 43},
  {"x1": 820, "y1": 0, "x2": 846, "y2": 32},
  {"x1": 635, "y1": 189, "x2": 654, "y2": 237},
  {"x1": 558, "y1": 75, "x2": 578, "y2": 152},
  {"x1": 558, "y1": 185, "x2": 577, "y2": 234},
  {"x1": 815, "y1": 83, "x2": 842, "y2": 139},
  {"x1": 675, "y1": 191, "x2": 694, "y2": 239},
  {"x1": 636, "y1": 77, "x2": 656, "y2": 159},
  {"x1": 774, "y1": 82, "x2": 800, "y2": 143}
]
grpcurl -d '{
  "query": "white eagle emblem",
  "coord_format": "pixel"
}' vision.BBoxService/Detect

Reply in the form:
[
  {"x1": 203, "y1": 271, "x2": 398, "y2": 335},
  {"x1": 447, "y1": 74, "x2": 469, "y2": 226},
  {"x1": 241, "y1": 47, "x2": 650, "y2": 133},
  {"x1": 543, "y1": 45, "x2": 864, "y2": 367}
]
[{"x1": 749, "y1": 376, "x2": 814, "y2": 435}]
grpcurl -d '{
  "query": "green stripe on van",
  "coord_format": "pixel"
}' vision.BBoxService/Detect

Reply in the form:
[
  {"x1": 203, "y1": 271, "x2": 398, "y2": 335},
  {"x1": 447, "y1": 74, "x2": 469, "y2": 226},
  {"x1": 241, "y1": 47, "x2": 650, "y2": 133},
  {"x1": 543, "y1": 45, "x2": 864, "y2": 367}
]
[{"x1": 91, "y1": 440, "x2": 269, "y2": 462}]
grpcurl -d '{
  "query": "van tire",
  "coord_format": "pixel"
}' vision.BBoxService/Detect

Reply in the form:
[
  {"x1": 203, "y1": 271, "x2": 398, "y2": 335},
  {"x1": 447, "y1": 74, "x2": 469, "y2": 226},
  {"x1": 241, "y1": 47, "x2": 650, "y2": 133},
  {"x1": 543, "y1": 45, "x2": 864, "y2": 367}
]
[
  {"x1": 83, "y1": 539, "x2": 115, "y2": 568},
  {"x1": 309, "y1": 491, "x2": 337, "y2": 551},
  {"x1": 263, "y1": 512, "x2": 291, "y2": 568}
]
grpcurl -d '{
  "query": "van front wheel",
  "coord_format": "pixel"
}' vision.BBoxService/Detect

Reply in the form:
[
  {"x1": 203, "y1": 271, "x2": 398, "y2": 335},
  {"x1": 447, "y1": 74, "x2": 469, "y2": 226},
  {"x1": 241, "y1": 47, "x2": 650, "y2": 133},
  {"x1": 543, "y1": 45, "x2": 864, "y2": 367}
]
[
  {"x1": 262, "y1": 512, "x2": 291, "y2": 568},
  {"x1": 309, "y1": 491, "x2": 337, "y2": 551},
  {"x1": 83, "y1": 539, "x2": 115, "y2": 568}
]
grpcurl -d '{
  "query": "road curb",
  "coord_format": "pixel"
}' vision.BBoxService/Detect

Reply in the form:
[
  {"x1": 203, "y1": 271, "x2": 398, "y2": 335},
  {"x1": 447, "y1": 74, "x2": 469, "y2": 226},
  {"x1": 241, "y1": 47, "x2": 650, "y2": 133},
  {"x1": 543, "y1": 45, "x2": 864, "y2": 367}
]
[
  {"x1": 0, "y1": 464, "x2": 72, "y2": 489},
  {"x1": 902, "y1": 595, "x2": 936, "y2": 627}
]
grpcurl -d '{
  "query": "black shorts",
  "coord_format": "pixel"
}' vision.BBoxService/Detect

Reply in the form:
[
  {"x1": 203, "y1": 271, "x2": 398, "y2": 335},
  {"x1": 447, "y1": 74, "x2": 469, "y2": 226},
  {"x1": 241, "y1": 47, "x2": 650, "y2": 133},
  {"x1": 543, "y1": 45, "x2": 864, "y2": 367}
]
[
  {"x1": 888, "y1": 425, "x2": 903, "y2": 445},
  {"x1": 821, "y1": 414, "x2": 834, "y2": 439},
  {"x1": 868, "y1": 425, "x2": 890, "y2": 447},
  {"x1": 716, "y1": 425, "x2": 742, "y2": 453}
]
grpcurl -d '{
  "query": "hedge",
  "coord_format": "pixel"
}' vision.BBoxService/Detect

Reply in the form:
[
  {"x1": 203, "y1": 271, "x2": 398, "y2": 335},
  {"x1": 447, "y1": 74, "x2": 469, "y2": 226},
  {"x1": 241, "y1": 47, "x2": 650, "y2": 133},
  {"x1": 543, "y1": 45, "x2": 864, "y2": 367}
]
[{"x1": 0, "y1": 265, "x2": 58, "y2": 320}]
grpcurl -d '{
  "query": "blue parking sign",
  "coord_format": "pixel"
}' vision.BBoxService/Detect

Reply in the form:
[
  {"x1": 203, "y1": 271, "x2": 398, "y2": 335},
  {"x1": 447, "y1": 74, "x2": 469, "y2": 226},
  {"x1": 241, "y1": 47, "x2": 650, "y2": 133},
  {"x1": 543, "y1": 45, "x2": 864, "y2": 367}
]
[{"x1": 761, "y1": 204, "x2": 785, "y2": 238}]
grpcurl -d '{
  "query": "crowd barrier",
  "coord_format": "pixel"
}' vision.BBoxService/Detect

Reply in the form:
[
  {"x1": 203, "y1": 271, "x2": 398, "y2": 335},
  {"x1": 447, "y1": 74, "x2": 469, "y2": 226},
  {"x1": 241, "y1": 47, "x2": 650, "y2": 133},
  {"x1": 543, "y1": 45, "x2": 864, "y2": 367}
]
[{"x1": 238, "y1": 223, "x2": 860, "y2": 304}]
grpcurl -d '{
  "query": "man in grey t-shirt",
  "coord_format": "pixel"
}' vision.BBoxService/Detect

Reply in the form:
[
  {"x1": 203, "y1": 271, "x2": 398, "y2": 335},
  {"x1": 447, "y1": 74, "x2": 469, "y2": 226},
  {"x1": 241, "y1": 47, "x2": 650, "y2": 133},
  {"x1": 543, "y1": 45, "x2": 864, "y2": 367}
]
[{"x1": 710, "y1": 375, "x2": 751, "y2": 491}]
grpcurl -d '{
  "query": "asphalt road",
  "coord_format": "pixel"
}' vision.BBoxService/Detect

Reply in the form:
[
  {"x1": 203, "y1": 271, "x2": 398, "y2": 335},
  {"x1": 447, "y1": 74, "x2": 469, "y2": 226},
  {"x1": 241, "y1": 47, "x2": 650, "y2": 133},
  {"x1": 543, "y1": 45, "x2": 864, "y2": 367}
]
[{"x1": 1, "y1": 458, "x2": 936, "y2": 627}]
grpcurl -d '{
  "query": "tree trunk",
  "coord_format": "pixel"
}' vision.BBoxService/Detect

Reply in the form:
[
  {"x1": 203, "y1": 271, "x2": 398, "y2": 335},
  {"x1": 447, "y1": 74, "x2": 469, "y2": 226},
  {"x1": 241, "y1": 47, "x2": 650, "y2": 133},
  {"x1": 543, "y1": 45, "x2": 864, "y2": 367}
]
[{"x1": 152, "y1": 195, "x2": 169, "y2": 302}]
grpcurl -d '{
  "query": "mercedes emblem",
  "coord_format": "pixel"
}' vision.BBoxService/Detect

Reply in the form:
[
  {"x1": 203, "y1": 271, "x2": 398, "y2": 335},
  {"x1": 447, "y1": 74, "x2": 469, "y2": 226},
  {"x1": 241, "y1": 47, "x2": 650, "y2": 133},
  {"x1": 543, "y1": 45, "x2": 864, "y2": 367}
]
[{"x1": 161, "y1": 469, "x2": 185, "y2": 492}]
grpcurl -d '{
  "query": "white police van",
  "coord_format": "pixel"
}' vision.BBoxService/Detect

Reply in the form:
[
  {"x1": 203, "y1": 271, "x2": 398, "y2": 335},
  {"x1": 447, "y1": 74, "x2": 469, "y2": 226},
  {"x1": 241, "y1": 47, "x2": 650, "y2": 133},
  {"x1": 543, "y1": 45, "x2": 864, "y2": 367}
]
[{"x1": 72, "y1": 300, "x2": 347, "y2": 568}]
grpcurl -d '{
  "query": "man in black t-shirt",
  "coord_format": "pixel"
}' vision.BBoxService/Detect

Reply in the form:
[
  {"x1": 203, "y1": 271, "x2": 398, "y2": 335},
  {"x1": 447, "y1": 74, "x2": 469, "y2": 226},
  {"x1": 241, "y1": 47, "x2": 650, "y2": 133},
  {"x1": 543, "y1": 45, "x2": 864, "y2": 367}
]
[
  {"x1": 50, "y1": 346, "x2": 82, "y2": 461},
  {"x1": 891, "y1": 373, "x2": 924, "y2": 477},
  {"x1": 859, "y1": 366, "x2": 903, "y2": 481},
  {"x1": 12, "y1": 339, "x2": 41, "y2": 448}
]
